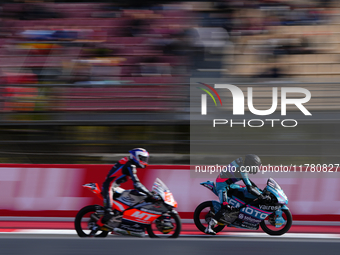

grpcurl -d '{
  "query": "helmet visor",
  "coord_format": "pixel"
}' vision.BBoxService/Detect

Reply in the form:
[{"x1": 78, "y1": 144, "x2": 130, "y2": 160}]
[{"x1": 138, "y1": 155, "x2": 149, "y2": 165}]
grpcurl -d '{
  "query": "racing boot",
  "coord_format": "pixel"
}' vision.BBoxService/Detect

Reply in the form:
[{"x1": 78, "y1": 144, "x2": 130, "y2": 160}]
[
  {"x1": 101, "y1": 208, "x2": 114, "y2": 224},
  {"x1": 212, "y1": 204, "x2": 232, "y2": 225},
  {"x1": 204, "y1": 218, "x2": 217, "y2": 235}
]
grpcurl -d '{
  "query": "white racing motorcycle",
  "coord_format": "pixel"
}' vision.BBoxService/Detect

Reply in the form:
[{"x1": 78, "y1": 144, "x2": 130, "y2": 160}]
[{"x1": 75, "y1": 178, "x2": 181, "y2": 238}]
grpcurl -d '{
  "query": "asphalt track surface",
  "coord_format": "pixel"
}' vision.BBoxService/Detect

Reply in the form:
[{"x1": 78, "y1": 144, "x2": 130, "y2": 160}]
[
  {"x1": 1, "y1": 220, "x2": 340, "y2": 255},
  {"x1": 1, "y1": 233, "x2": 340, "y2": 255}
]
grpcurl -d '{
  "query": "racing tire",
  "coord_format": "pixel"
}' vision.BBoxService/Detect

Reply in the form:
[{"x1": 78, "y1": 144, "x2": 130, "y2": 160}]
[
  {"x1": 194, "y1": 201, "x2": 225, "y2": 234},
  {"x1": 260, "y1": 208, "x2": 292, "y2": 236},
  {"x1": 74, "y1": 205, "x2": 109, "y2": 238},
  {"x1": 146, "y1": 212, "x2": 181, "y2": 238}
]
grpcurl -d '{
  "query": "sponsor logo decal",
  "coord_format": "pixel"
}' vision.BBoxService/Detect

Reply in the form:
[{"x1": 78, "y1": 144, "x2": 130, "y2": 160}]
[
  {"x1": 238, "y1": 213, "x2": 262, "y2": 223},
  {"x1": 241, "y1": 221, "x2": 258, "y2": 229},
  {"x1": 131, "y1": 211, "x2": 156, "y2": 221},
  {"x1": 229, "y1": 198, "x2": 270, "y2": 219},
  {"x1": 259, "y1": 205, "x2": 281, "y2": 211}
]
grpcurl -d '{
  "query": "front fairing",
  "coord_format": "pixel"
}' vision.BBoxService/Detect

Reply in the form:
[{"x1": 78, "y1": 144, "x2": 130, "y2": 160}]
[
  {"x1": 152, "y1": 178, "x2": 177, "y2": 208},
  {"x1": 266, "y1": 178, "x2": 288, "y2": 205}
]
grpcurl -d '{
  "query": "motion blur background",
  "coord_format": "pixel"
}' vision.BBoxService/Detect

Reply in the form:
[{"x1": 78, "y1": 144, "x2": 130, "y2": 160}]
[{"x1": 0, "y1": 0, "x2": 339, "y2": 166}]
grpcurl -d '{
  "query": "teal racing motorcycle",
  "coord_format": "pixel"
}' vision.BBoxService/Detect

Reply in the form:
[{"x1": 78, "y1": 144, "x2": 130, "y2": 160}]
[{"x1": 194, "y1": 178, "x2": 292, "y2": 235}]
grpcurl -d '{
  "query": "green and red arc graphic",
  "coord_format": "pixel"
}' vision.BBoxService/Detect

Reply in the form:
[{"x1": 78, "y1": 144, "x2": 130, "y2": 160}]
[{"x1": 197, "y1": 82, "x2": 223, "y2": 106}]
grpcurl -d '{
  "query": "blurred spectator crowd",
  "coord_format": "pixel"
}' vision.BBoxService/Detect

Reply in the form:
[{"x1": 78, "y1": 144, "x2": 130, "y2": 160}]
[
  {"x1": 0, "y1": 1, "x2": 196, "y2": 85},
  {"x1": 0, "y1": 0, "x2": 339, "y2": 112}
]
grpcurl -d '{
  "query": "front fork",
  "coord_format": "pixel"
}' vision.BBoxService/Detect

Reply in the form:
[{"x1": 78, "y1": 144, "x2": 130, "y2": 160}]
[{"x1": 274, "y1": 210, "x2": 285, "y2": 228}]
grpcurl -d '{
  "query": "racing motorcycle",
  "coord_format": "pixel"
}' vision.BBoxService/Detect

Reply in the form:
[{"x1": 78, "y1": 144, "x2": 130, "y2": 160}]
[
  {"x1": 194, "y1": 178, "x2": 292, "y2": 235},
  {"x1": 75, "y1": 178, "x2": 181, "y2": 238}
]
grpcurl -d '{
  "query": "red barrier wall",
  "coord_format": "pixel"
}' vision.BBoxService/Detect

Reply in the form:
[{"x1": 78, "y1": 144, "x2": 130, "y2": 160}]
[{"x1": 0, "y1": 164, "x2": 339, "y2": 221}]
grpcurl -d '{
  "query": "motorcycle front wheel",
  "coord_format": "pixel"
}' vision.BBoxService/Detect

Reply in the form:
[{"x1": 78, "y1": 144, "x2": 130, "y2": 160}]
[
  {"x1": 74, "y1": 205, "x2": 109, "y2": 237},
  {"x1": 146, "y1": 212, "x2": 181, "y2": 238},
  {"x1": 260, "y1": 208, "x2": 292, "y2": 236},
  {"x1": 194, "y1": 201, "x2": 225, "y2": 234}
]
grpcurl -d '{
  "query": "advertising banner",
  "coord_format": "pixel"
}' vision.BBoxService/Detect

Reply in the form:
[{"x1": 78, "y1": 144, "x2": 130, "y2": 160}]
[{"x1": 0, "y1": 164, "x2": 339, "y2": 221}]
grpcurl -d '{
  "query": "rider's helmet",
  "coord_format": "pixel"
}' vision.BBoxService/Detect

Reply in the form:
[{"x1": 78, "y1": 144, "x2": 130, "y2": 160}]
[
  {"x1": 129, "y1": 148, "x2": 149, "y2": 168},
  {"x1": 244, "y1": 154, "x2": 261, "y2": 174}
]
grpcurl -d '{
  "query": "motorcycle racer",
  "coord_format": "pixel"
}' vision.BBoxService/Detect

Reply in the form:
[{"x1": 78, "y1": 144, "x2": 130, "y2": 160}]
[
  {"x1": 205, "y1": 154, "x2": 267, "y2": 235},
  {"x1": 101, "y1": 148, "x2": 172, "y2": 236}
]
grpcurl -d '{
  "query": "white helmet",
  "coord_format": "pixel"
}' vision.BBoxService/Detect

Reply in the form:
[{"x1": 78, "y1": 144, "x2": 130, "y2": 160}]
[{"x1": 129, "y1": 148, "x2": 149, "y2": 168}]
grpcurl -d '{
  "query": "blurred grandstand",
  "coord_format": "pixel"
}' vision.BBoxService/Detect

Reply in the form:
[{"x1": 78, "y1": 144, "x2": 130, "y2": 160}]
[{"x1": 0, "y1": 0, "x2": 340, "y2": 165}]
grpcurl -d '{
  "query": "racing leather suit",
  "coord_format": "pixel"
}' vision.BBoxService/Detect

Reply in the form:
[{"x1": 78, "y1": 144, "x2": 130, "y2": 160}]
[
  {"x1": 102, "y1": 156, "x2": 153, "y2": 211},
  {"x1": 213, "y1": 157, "x2": 261, "y2": 219},
  {"x1": 205, "y1": 156, "x2": 263, "y2": 234}
]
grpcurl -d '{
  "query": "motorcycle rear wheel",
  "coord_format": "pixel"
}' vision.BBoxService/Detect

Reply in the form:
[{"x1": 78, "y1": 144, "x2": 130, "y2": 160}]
[
  {"x1": 260, "y1": 208, "x2": 292, "y2": 236},
  {"x1": 74, "y1": 205, "x2": 109, "y2": 237},
  {"x1": 146, "y1": 212, "x2": 181, "y2": 238},
  {"x1": 194, "y1": 201, "x2": 225, "y2": 234}
]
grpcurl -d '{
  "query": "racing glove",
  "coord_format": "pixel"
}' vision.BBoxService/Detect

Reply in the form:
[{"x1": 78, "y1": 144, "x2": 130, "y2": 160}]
[
  {"x1": 134, "y1": 181, "x2": 153, "y2": 197},
  {"x1": 246, "y1": 185, "x2": 262, "y2": 197},
  {"x1": 259, "y1": 194, "x2": 271, "y2": 201},
  {"x1": 144, "y1": 193, "x2": 161, "y2": 203}
]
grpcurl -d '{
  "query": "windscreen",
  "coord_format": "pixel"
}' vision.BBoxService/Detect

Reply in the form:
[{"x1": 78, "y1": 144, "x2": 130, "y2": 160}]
[
  {"x1": 267, "y1": 178, "x2": 282, "y2": 191},
  {"x1": 152, "y1": 178, "x2": 170, "y2": 199}
]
